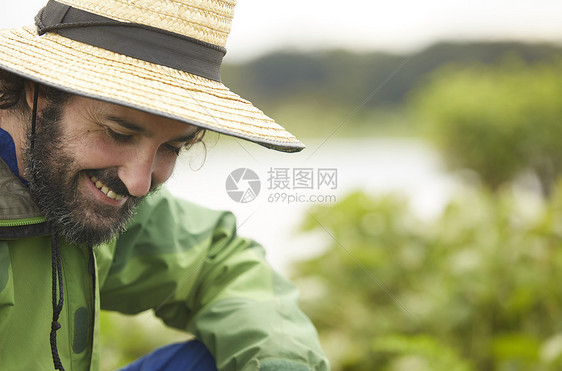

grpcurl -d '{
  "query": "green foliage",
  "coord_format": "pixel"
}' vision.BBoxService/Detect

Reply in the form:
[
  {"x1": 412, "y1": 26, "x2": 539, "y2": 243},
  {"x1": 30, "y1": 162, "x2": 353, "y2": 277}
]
[
  {"x1": 409, "y1": 58, "x2": 562, "y2": 196},
  {"x1": 265, "y1": 101, "x2": 413, "y2": 139},
  {"x1": 373, "y1": 335, "x2": 473, "y2": 371},
  {"x1": 293, "y1": 185, "x2": 562, "y2": 370}
]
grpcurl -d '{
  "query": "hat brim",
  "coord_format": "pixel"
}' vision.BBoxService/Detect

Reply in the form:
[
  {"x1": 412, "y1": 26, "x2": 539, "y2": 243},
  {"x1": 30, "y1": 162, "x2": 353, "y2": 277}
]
[{"x1": 0, "y1": 26, "x2": 305, "y2": 152}]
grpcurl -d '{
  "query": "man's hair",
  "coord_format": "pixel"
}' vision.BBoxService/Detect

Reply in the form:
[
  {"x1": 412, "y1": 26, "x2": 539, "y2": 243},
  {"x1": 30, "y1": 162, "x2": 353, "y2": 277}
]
[
  {"x1": 0, "y1": 69, "x2": 70, "y2": 114},
  {"x1": 0, "y1": 69, "x2": 27, "y2": 111}
]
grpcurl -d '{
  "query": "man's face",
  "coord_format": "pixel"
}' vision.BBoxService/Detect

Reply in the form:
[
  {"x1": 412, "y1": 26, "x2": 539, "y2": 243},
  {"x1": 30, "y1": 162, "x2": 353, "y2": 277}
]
[{"x1": 24, "y1": 95, "x2": 197, "y2": 246}]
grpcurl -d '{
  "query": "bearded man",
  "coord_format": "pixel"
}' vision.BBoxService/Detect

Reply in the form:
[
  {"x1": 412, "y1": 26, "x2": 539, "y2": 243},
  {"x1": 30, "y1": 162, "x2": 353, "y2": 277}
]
[{"x1": 0, "y1": 1, "x2": 328, "y2": 370}]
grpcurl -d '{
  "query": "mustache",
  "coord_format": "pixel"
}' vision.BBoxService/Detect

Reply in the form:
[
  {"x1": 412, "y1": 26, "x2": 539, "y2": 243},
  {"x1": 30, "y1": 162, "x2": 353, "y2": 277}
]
[{"x1": 87, "y1": 169, "x2": 134, "y2": 198}]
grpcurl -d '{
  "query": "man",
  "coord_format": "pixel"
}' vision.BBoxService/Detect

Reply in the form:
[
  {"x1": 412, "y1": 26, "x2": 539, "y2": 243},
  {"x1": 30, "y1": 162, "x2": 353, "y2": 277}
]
[{"x1": 0, "y1": 0, "x2": 328, "y2": 370}]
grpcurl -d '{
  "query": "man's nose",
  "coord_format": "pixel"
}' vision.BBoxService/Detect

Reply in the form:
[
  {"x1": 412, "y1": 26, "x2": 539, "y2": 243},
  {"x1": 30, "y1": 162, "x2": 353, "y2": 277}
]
[{"x1": 117, "y1": 150, "x2": 156, "y2": 197}]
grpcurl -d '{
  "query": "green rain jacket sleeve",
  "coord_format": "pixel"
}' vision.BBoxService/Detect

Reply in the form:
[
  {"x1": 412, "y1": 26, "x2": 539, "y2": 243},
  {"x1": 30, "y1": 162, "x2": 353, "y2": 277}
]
[{"x1": 98, "y1": 189, "x2": 329, "y2": 371}]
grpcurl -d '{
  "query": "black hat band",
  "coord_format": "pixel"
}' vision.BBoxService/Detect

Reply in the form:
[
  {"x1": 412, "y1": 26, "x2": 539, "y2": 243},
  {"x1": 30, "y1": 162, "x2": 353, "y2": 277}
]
[{"x1": 35, "y1": 0, "x2": 225, "y2": 82}]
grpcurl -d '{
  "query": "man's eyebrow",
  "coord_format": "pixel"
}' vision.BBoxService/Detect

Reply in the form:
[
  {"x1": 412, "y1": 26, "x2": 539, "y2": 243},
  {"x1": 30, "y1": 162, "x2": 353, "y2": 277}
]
[{"x1": 105, "y1": 115, "x2": 197, "y2": 143}]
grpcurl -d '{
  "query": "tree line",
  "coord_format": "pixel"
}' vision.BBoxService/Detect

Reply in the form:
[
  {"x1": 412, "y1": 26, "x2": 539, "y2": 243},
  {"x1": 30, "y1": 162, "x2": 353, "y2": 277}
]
[{"x1": 222, "y1": 41, "x2": 562, "y2": 111}]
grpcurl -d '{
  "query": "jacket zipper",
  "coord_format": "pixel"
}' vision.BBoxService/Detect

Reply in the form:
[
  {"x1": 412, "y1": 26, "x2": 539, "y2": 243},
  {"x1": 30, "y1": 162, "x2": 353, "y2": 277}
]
[{"x1": 0, "y1": 217, "x2": 47, "y2": 227}]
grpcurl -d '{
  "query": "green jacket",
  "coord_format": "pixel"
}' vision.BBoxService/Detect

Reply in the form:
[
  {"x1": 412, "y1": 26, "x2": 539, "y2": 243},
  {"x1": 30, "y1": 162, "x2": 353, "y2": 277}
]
[{"x1": 0, "y1": 159, "x2": 329, "y2": 370}]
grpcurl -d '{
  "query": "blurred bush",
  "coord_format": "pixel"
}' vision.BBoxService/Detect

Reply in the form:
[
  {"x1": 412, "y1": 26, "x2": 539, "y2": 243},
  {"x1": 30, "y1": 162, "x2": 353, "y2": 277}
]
[
  {"x1": 100, "y1": 311, "x2": 192, "y2": 370},
  {"x1": 409, "y1": 58, "x2": 562, "y2": 197},
  {"x1": 292, "y1": 184, "x2": 562, "y2": 370}
]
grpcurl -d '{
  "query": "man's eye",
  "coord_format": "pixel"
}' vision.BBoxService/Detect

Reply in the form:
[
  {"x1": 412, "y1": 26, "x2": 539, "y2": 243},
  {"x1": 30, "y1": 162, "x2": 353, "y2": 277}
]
[
  {"x1": 163, "y1": 143, "x2": 183, "y2": 156},
  {"x1": 107, "y1": 127, "x2": 133, "y2": 142}
]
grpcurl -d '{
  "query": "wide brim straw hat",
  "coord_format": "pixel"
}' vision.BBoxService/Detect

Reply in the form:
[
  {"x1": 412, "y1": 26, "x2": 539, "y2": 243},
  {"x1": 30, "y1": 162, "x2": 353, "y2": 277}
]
[{"x1": 0, "y1": 0, "x2": 305, "y2": 152}]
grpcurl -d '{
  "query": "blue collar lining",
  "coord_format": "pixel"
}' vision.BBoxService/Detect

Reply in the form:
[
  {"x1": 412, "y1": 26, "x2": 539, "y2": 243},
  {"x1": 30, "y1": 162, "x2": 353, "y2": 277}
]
[{"x1": 0, "y1": 127, "x2": 29, "y2": 186}]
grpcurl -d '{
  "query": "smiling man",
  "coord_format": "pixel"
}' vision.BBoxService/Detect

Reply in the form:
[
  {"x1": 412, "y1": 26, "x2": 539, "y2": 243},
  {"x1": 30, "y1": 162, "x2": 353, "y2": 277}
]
[
  {"x1": 0, "y1": 1, "x2": 328, "y2": 370},
  {"x1": 21, "y1": 92, "x2": 200, "y2": 245}
]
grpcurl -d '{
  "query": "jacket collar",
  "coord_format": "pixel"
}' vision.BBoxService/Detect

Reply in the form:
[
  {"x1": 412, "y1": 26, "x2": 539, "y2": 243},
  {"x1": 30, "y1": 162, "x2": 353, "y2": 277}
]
[
  {"x1": 0, "y1": 158, "x2": 43, "y2": 220},
  {"x1": 0, "y1": 158, "x2": 49, "y2": 238}
]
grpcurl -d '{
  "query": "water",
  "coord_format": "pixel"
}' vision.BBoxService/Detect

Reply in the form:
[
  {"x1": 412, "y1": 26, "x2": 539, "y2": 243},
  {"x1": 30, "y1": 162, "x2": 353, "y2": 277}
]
[{"x1": 166, "y1": 136, "x2": 457, "y2": 272}]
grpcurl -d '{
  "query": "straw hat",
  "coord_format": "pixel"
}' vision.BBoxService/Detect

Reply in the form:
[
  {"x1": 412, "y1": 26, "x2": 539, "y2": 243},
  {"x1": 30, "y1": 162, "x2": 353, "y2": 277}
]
[{"x1": 0, "y1": 0, "x2": 305, "y2": 152}]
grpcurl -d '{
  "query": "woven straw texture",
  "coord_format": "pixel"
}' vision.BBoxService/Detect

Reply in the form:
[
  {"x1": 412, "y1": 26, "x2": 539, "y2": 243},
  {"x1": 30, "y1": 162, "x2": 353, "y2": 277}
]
[
  {"x1": 0, "y1": 25, "x2": 303, "y2": 151},
  {"x1": 57, "y1": 0, "x2": 236, "y2": 47}
]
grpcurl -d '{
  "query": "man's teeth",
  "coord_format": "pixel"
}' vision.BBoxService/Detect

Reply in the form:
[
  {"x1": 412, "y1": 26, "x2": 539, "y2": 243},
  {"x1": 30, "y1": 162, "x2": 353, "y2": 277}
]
[{"x1": 90, "y1": 176, "x2": 124, "y2": 200}]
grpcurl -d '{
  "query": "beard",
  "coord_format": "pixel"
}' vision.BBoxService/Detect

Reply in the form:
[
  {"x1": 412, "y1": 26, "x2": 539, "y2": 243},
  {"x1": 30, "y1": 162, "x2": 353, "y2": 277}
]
[{"x1": 23, "y1": 101, "x2": 144, "y2": 246}]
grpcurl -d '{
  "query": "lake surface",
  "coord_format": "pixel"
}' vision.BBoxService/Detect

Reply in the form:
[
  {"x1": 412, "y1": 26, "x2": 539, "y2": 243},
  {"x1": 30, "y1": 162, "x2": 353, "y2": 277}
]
[{"x1": 166, "y1": 136, "x2": 457, "y2": 272}]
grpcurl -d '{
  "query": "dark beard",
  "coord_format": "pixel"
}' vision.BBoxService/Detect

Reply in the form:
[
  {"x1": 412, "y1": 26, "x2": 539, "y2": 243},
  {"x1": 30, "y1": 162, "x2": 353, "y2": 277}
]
[{"x1": 23, "y1": 101, "x2": 142, "y2": 246}]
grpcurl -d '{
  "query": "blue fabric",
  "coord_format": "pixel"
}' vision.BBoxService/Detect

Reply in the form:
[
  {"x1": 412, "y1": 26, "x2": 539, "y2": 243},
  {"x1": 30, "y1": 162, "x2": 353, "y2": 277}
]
[
  {"x1": 117, "y1": 340, "x2": 218, "y2": 371},
  {"x1": 0, "y1": 127, "x2": 19, "y2": 176},
  {"x1": 0, "y1": 127, "x2": 28, "y2": 186}
]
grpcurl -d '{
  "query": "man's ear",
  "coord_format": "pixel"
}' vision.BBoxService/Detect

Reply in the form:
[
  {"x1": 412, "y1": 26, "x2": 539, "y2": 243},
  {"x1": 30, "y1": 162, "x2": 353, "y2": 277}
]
[{"x1": 23, "y1": 81, "x2": 47, "y2": 113}]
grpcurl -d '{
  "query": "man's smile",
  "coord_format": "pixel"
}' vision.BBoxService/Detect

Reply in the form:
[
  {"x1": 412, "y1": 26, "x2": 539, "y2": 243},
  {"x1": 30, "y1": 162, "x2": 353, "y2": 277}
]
[{"x1": 89, "y1": 175, "x2": 126, "y2": 201}]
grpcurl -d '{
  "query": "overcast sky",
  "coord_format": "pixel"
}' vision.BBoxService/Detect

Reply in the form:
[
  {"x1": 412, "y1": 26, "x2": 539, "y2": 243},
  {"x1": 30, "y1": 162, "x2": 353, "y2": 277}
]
[{"x1": 1, "y1": 0, "x2": 561, "y2": 61}]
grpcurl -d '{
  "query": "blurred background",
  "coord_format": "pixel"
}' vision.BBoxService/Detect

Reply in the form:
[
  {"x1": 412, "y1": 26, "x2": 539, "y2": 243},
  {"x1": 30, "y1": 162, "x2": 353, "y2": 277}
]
[{"x1": 3, "y1": 1, "x2": 562, "y2": 370}]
